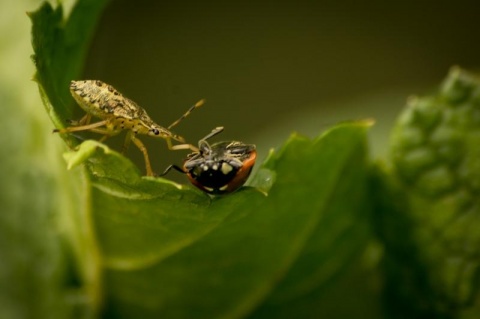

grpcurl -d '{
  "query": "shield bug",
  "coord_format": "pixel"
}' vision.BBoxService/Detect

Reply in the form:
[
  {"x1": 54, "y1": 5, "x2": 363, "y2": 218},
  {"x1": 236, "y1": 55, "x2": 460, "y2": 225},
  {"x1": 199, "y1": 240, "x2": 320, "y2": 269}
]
[
  {"x1": 161, "y1": 127, "x2": 257, "y2": 194},
  {"x1": 54, "y1": 80, "x2": 202, "y2": 176}
]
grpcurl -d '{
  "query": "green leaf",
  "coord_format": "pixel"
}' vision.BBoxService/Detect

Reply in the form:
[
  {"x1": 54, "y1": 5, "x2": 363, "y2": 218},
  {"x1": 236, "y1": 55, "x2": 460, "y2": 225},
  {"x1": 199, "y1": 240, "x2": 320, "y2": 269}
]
[
  {"x1": 376, "y1": 67, "x2": 480, "y2": 318},
  {"x1": 23, "y1": 0, "x2": 110, "y2": 318},
  {"x1": 85, "y1": 122, "x2": 374, "y2": 318},
  {"x1": 30, "y1": 1, "x2": 376, "y2": 318},
  {"x1": 30, "y1": 0, "x2": 111, "y2": 145}
]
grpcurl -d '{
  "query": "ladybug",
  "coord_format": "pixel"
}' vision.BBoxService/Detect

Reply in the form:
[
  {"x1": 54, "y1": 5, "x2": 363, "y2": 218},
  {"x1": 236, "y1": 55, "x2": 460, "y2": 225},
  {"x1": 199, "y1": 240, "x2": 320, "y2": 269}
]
[{"x1": 161, "y1": 127, "x2": 257, "y2": 194}]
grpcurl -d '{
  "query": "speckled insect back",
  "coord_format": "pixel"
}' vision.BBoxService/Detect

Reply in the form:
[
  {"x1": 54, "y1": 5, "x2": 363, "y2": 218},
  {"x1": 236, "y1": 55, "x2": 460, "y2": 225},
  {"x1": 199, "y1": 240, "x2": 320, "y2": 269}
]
[
  {"x1": 54, "y1": 80, "x2": 204, "y2": 176},
  {"x1": 161, "y1": 127, "x2": 257, "y2": 194},
  {"x1": 69, "y1": 80, "x2": 181, "y2": 139}
]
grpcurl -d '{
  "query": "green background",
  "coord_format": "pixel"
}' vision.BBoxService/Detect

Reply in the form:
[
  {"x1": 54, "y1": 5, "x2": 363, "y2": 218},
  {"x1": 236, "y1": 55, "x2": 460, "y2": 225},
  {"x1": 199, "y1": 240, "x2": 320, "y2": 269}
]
[
  {"x1": 80, "y1": 0, "x2": 480, "y2": 172},
  {"x1": 1, "y1": 0, "x2": 480, "y2": 318}
]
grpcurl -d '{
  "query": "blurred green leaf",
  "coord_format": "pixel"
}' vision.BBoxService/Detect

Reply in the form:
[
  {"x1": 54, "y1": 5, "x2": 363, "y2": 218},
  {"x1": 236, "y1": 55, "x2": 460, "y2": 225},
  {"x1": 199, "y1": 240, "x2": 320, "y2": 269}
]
[
  {"x1": 23, "y1": 0, "x2": 110, "y2": 318},
  {"x1": 375, "y1": 67, "x2": 480, "y2": 318},
  {"x1": 0, "y1": 83, "x2": 77, "y2": 319}
]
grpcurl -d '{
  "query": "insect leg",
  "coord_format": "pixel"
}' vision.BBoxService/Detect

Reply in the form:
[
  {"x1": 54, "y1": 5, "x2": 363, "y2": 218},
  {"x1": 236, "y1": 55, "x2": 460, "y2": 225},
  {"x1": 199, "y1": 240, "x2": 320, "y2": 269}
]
[
  {"x1": 71, "y1": 113, "x2": 92, "y2": 126},
  {"x1": 67, "y1": 113, "x2": 91, "y2": 126},
  {"x1": 165, "y1": 137, "x2": 199, "y2": 152},
  {"x1": 122, "y1": 131, "x2": 133, "y2": 154},
  {"x1": 131, "y1": 136, "x2": 154, "y2": 176},
  {"x1": 171, "y1": 133, "x2": 186, "y2": 143},
  {"x1": 75, "y1": 127, "x2": 119, "y2": 145},
  {"x1": 53, "y1": 120, "x2": 108, "y2": 134},
  {"x1": 79, "y1": 113, "x2": 92, "y2": 125}
]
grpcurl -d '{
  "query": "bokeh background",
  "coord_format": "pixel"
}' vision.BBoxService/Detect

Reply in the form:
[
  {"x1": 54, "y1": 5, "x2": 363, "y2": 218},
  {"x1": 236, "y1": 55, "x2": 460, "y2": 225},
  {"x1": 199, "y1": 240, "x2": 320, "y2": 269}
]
[
  {"x1": 1, "y1": 0, "x2": 480, "y2": 317},
  {"x1": 79, "y1": 0, "x2": 480, "y2": 175}
]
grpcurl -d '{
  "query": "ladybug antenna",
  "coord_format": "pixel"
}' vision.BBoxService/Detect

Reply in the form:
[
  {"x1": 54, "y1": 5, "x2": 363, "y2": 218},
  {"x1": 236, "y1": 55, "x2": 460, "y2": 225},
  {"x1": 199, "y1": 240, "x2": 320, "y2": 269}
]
[{"x1": 168, "y1": 99, "x2": 206, "y2": 130}]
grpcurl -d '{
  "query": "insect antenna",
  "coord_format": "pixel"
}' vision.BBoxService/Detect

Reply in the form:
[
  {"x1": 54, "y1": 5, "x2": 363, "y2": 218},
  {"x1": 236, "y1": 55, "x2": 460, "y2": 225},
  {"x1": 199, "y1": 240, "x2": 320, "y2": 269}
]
[{"x1": 167, "y1": 99, "x2": 205, "y2": 130}]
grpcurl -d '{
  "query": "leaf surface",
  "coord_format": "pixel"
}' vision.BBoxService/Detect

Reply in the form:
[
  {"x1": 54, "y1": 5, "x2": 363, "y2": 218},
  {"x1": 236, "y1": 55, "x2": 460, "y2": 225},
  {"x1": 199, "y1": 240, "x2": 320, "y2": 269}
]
[{"x1": 88, "y1": 122, "x2": 373, "y2": 318}]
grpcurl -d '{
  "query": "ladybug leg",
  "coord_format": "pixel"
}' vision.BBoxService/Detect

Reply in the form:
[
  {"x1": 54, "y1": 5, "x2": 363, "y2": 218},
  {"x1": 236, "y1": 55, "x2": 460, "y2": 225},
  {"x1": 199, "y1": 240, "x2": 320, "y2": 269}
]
[
  {"x1": 159, "y1": 164, "x2": 186, "y2": 176},
  {"x1": 199, "y1": 127, "x2": 224, "y2": 143}
]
